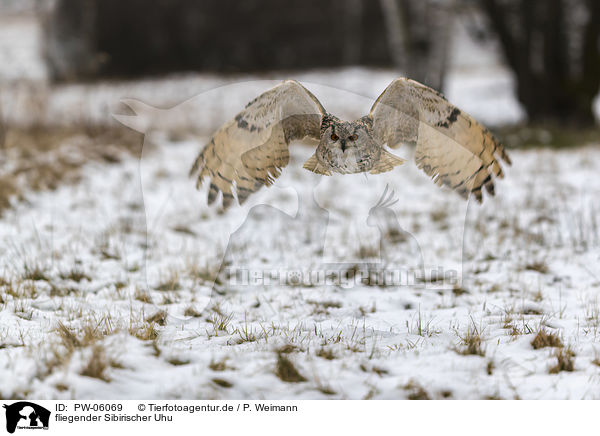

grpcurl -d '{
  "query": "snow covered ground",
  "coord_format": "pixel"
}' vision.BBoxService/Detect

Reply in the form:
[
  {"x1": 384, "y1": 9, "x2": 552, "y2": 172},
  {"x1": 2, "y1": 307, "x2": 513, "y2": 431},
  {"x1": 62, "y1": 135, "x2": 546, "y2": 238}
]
[
  {"x1": 1, "y1": 79, "x2": 600, "y2": 398},
  {"x1": 1, "y1": 12, "x2": 600, "y2": 400}
]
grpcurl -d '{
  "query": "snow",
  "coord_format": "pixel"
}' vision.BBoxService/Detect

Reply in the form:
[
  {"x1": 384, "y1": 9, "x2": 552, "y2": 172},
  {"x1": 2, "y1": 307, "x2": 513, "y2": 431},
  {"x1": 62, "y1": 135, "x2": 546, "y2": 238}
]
[{"x1": 1, "y1": 97, "x2": 600, "y2": 398}]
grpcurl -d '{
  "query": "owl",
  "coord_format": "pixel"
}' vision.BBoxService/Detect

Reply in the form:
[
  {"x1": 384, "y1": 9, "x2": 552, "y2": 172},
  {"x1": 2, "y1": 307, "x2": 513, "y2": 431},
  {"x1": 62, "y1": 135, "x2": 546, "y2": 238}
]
[{"x1": 190, "y1": 78, "x2": 511, "y2": 208}]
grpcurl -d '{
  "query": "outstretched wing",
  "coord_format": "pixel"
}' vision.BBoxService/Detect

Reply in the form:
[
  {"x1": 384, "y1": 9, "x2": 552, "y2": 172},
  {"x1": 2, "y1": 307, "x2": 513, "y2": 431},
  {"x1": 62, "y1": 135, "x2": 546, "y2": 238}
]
[
  {"x1": 369, "y1": 78, "x2": 511, "y2": 202},
  {"x1": 190, "y1": 80, "x2": 325, "y2": 208}
]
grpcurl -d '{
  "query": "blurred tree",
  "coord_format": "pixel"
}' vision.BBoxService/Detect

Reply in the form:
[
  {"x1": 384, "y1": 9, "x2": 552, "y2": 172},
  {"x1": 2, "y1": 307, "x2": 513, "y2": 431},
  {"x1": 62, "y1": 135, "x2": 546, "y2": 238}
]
[
  {"x1": 480, "y1": 0, "x2": 600, "y2": 126},
  {"x1": 42, "y1": 0, "x2": 394, "y2": 81},
  {"x1": 379, "y1": 0, "x2": 454, "y2": 90}
]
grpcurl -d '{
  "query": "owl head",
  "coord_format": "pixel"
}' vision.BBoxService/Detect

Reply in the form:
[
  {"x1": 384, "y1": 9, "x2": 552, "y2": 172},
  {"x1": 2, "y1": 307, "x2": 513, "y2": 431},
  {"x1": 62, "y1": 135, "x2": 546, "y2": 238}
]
[{"x1": 315, "y1": 114, "x2": 381, "y2": 174}]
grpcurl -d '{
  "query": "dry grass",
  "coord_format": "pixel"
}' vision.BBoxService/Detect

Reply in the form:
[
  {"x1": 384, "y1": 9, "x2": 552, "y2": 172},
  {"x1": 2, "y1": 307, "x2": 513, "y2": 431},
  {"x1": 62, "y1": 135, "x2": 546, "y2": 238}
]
[
  {"x1": 531, "y1": 329, "x2": 563, "y2": 349},
  {"x1": 430, "y1": 208, "x2": 449, "y2": 223},
  {"x1": 0, "y1": 125, "x2": 142, "y2": 216},
  {"x1": 145, "y1": 310, "x2": 168, "y2": 326},
  {"x1": 524, "y1": 261, "x2": 549, "y2": 274},
  {"x1": 209, "y1": 312, "x2": 233, "y2": 332},
  {"x1": 308, "y1": 299, "x2": 343, "y2": 315},
  {"x1": 452, "y1": 286, "x2": 469, "y2": 297},
  {"x1": 212, "y1": 378, "x2": 233, "y2": 388},
  {"x1": 549, "y1": 348, "x2": 575, "y2": 374},
  {"x1": 316, "y1": 347, "x2": 337, "y2": 360},
  {"x1": 184, "y1": 306, "x2": 203, "y2": 318},
  {"x1": 385, "y1": 226, "x2": 409, "y2": 243},
  {"x1": 275, "y1": 353, "x2": 307, "y2": 383},
  {"x1": 22, "y1": 263, "x2": 50, "y2": 282},
  {"x1": 155, "y1": 271, "x2": 181, "y2": 292},
  {"x1": 407, "y1": 310, "x2": 440, "y2": 338},
  {"x1": 209, "y1": 359, "x2": 230, "y2": 372},
  {"x1": 317, "y1": 385, "x2": 337, "y2": 396},
  {"x1": 360, "y1": 363, "x2": 388, "y2": 377},
  {"x1": 233, "y1": 324, "x2": 257, "y2": 344},
  {"x1": 187, "y1": 262, "x2": 221, "y2": 286},
  {"x1": 129, "y1": 323, "x2": 159, "y2": 341},
  {"x1": 456, "y1": 324, "x2": 485, "y2": 356},
  {"x1": 403, "y1": 380, "x2": 431, "y2": 400},
  {"x1": 134, "y1": 288, "x2": 153, "y2": 304},
  {"x1": 59, "y1": 268, "x2": 91, "y2": 283},
  {"x1": 2, "y1": 280, "x2": 39, "y2": 300},
  {"x1": 56, "y1": 321, "x2": 106, "y2": 351},
  {"x1": 356, "y1": 244, "x2": 379, "y2": 259},
  {"x1": 277, "y1": 344, "x2": 300, "y2": 354},
  {"x1": 80, "y1": 345, "x2": 111, "y2": 382},
  {"x1": 40, "y1": 319, "x2": 120, "y2": 380},
  {"x1": 0, "y1": 177, "x2": 18, "y2": 212}
]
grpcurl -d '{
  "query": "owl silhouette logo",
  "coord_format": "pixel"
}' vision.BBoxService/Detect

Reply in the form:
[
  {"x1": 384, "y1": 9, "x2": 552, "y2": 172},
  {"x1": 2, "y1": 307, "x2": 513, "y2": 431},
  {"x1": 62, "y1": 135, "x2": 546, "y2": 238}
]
[{"x1": 2, "y1": 402, "x2": 50, "y2": 433}]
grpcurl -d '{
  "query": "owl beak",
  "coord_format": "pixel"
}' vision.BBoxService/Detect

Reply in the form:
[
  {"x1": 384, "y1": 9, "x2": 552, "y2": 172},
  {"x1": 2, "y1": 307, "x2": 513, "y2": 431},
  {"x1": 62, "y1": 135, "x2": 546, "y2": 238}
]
[{"x1": 340, "y1": 140, "x2": 347, "y2": 152}]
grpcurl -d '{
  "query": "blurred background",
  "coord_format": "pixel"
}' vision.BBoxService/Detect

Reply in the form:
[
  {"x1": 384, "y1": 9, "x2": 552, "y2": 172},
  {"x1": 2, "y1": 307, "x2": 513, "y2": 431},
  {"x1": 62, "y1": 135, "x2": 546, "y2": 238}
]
[
  {"x1": 2, "y1": 0, "x2": 599, "y2": 123},
  {"x1": 0, "y1": 0, "x2": 599, "y2": 211},
  {"x1": 1, "y1": 1, "x2": 600, "y2": 400}
]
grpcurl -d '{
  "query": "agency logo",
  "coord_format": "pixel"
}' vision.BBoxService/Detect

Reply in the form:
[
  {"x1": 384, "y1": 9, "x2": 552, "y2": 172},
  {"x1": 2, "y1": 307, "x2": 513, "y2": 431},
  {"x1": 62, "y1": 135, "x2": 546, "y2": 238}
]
[{"x1": 2, "y1": 402, "x2": 50, "y2": 434}]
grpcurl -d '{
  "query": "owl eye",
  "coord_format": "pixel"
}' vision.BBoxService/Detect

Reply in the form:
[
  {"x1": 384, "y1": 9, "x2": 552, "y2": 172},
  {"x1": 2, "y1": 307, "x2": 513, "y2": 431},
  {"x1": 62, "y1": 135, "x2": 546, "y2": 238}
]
[
  {"x1": 348, "y1": 134, "x2": 358, "y2": 141},
  {"x1": 331, "y1": 133, "x2": 339, "y2": 141}
]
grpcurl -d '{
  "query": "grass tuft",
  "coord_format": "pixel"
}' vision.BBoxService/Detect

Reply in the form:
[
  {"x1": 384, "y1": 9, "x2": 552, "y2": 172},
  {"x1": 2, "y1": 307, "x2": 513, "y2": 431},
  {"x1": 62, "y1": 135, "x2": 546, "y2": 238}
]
[
  {"x1": 524, "y1": 261, "x2": 549, "y2": 274},
  {"x1": 167, "y1": 357, "x2": 190, "y2": 366},
  {"x1": 209, "y1": 359, "x2": 229, "y2": 372},
  {"x1": 277, "y1": 344, "x2": 300, "y2": 354},
  {"x1": 212, "y1": 378, "x2": 233, "y2": 388},
  {"x1": 59, "y1": 269, "x2": 91, "y2": 283},
  {"x1": 531, "y1": 329, "x2": 563, "y2": 349},
  {"x1": 275, "y1": 353, "x2": 306, "y2": 383},
  {"x1": 549, "y1": 348, "x2": 575, "y2": 374},
  {"x1": 134, "y1": 288, "x2": 153, "y2": 304},
  {"x1": 209, "y1": 312, "x2": 233, "y2": 333},
  {"x1": 80, "y1": 345, "x2": 111, "y2": 382},
  {"x1": 145, "y1": 310, "x2": 168, "y2": 326},
  {"x1": 130, "y1": 323, "x2": 159, "y2": 341},
  {"x1": 456, "y1": 324, "x2": 485, "y2": 356},
  {"x1": 184, "y1": 306, "x2": 203, "y2": 318},
  {"x1": 156, "y1": 273, "x2": 180, "y2": 292},
  {"x1": 316, "y1": 347, "x2": 336, "y2": 360},
  {"x1": 360, "y1": 363, "x2": 388, "y2": 376},
  {"x1": 22, "y1": 263, "x2": 50, "y2": 282},
  {"x1": 403, "y1": 380, "x2": 431, "y2": 400}
]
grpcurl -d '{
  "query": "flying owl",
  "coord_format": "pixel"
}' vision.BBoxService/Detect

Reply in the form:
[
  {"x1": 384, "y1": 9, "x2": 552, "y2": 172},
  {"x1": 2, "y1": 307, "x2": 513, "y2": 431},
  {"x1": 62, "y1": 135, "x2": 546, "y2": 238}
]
[{"x1": 190, "y1": 78, "x2": 511, "y2": 208}]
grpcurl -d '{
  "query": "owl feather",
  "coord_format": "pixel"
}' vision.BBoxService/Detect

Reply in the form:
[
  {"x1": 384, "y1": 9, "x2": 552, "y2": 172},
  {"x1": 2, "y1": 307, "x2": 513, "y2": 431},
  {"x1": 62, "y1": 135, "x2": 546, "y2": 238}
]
[
  {"x1": 190, "y1": 80, "x2": 324, "y2": 206},
  {"x1": 369, "y1": 78, "x2": 511, "y2": 202},
  {"x1": 191, "y1": 78, "x2": 510, "y2": 208}
]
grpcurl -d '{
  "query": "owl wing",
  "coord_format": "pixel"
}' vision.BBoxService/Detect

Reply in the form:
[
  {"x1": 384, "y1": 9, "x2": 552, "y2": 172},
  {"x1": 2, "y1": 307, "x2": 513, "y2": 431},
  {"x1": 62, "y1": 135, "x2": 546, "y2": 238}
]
[
  {"x1": 190, "y1": 80, "x2": 325, "y2": 208},
  {"x1": 369, "y1": 78, "x2": 511, "y2": 202}
]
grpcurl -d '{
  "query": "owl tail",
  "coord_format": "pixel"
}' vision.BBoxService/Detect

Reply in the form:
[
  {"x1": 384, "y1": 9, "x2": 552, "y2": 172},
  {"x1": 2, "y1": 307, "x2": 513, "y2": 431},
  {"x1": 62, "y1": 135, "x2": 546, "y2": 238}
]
[
  {"x1": 369, "y1": 150, "x2": 406, "y2": 175},
  {"x1": 303, "y1": 154, "x2": 332, "y2": 176}
]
